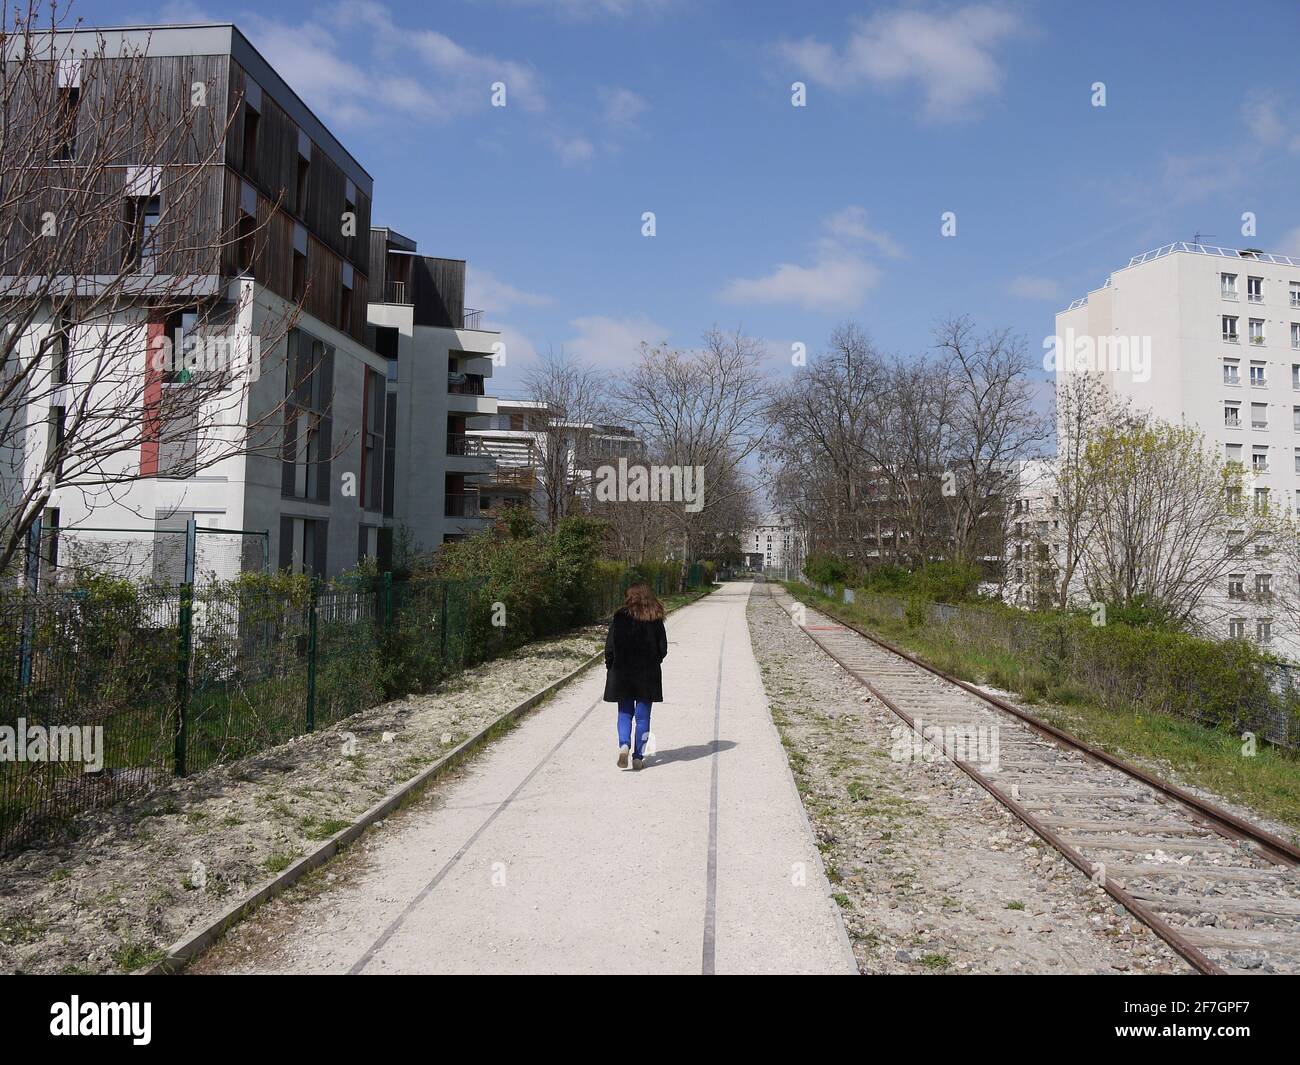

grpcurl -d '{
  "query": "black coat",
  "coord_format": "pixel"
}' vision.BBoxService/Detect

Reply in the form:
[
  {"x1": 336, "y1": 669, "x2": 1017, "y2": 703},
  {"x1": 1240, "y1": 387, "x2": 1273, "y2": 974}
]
[{"x1": 602, "y1": 608, "x2": 668, "y2": 703}]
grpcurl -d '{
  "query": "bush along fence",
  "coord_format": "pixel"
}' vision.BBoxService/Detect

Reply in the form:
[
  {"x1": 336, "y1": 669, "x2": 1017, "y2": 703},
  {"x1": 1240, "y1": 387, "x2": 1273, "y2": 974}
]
[
  {"x1": 0, "y1": 551, "x2": 714, "y2": 853},
  {"x1": 799, "y1": 580, "x2": 1300, "y2": 751}
]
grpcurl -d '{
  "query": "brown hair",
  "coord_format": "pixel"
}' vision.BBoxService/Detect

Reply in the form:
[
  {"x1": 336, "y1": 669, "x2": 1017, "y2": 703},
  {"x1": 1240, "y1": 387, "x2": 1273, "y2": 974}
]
[{"x1": 623, "y1": 581, "x2": 665, "y2": 622}]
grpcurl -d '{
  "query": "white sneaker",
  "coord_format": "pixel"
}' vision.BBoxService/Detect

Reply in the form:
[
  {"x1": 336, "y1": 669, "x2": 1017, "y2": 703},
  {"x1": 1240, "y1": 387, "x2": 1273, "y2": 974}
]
[{"x1": 617, "y1": 745, "x2": 630, "y2": 769}]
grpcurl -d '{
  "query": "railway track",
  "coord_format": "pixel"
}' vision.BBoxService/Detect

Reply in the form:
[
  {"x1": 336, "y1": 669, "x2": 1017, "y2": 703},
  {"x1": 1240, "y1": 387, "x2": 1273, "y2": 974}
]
[{"x1": 767, "y1": 581, "x2": 1300, "y2": 975}]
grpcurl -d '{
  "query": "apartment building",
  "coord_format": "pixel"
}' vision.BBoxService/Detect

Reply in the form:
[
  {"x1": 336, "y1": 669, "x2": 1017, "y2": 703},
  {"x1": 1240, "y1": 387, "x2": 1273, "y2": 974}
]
[
  {"x1": 367, "y1": 227, "x2": 500, "y2": 548},
  {"x1": 3, "y1": 23, "x2": 509, "y2": 582},
  {"x1": 465, "y1": 398, "x2": 639, "y2": 522},
  {"x1": 1052, "y1": 240, "x2": 1300, "y2": 651},
  {"x1": 2, "y1": 23, "x2": 388, "y2": 583}
]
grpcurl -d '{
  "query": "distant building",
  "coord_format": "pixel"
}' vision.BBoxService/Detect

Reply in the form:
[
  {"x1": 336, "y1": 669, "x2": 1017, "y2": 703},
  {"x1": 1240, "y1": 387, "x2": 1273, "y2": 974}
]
[{"x1": 744, "y1": 514, "x2": 805, "y2": 573}]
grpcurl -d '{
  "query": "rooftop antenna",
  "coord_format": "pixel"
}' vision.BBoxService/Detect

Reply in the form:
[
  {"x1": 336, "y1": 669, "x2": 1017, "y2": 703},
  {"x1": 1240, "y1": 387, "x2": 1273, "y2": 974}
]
[{"x1": 1191, "y1": 232, "x2": 1218, "y2": 246}]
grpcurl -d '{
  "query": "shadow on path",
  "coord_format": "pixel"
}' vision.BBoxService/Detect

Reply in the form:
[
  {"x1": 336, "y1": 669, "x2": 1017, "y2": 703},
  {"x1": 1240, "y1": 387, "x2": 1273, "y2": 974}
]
[{"x1": 646, "y1": 740, "x2": 737, "y2": 767}]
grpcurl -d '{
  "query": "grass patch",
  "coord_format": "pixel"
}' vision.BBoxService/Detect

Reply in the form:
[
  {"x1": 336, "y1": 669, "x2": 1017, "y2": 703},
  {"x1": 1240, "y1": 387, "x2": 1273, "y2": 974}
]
[
  {"x1": 919, "y1": 952, "x2": 951, "y2": 970},
  {"x1": 263, "y1": 850, "x2": 299, "y2": 874},
  {"x1": 112, "y1": 939, "x2": 164, "y2": 972}
]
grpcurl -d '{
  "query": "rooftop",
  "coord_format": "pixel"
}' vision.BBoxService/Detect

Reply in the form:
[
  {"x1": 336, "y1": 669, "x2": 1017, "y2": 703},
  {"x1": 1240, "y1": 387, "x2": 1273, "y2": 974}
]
[{"x1": 1062, "y1": 241, "x2": 1300, "y2": 311}]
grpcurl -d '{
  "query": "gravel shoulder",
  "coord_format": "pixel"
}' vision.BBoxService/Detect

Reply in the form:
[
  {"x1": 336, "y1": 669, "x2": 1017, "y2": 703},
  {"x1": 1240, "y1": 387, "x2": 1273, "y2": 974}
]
[
  {"x1": 0, "y1": 627, "x2": 602, "y2": 975},
  {"x1": 748, "y1": 585, "x2": 1188, "y2": 975}
]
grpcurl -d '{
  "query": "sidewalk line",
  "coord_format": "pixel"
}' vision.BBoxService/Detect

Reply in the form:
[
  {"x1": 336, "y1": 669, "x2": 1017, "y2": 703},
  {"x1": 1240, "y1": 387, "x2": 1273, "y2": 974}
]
[
  {"x1": 349, "y1": 692, "x2": 606, "y2": 973},
  {"x1": 701, "y1": 622, "x2": 727, "y2": 975}
]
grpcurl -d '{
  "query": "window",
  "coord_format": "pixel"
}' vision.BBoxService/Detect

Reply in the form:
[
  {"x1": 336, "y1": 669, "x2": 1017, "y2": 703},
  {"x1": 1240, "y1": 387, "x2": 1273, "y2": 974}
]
[
  {"x1": 1295, "y1": 448, "x2": 1300, "y2": 474},
  {"x1": 242, "y1": 105, "x2": 260, "y2": 180},
  {"x1": 1225, "y1": 442, "x2": 1243, "y2": 466},
  {"x1": 1223, "y1": 315, "x2": 1239, "y2": 341},
  {"x1": 1294, "y1": 406, "x2": 1300, "y2": 431},
  {"x1": 237, "y1": 210, "x2": 256, "y2": 275},
  {"x1": 52, "y1": 315, "x2": 71, "y2": 385},
  {"x1": 1223, "y1": 359, "x2": 1240, "y2": 385},
  {"x1": 292, "y1": 249, "x2": 307, "y2": 303},
  {"x1": 122, "y1": 195, "x2": 161, "y2": 270},
  {"x1": 295, "y1": 154, "x2": 310, "y2": 217},
  {"x1": 1250, "y1": 318, "x2": 1266, "y2": 344},
  {"x1": 1252, "y1": 446, "x2": 1268, "y2": 473},
  {"x1": 1226, "y1": 485, "x2": 1242, "y2": 509},
  {"x1": 1294, "y1": 364, "x2": 1300, "y2": 390},
  {"x1": 1252, "y1": 402, "x2": 1268, "y2": 428},
  {"x1": 1250, "y1": 361, "x2": 1267, "y2": 386},
  {"x1": 54, "y1": 85, "x2": 80, "y2": 161},
  {"x1": 1256, "y1": 573, "x2": 1273, "y2": 600},
  {"x1": 1255, "y1": 486, "x2": 1270, "y2": 512},
  {"x1": 1224, "y1": 401, "x2": 1241, "y2": 427},
  {"x1": 1292, "y1": 282, "x2": 1300, "y2": 308},
  {"x1": 1222, "y1": 273, "x2": 1238, "y2": 300},
  {"x1": 1257, "y1": 619, "x2": 1272, "y2": 645},
  {"x1": 1228, "y1": 533, "x2": 1245, "y2": 558},
  {"x1": 46, "y1": 404, "x2": 66, "y2": 483},
  {"x1": 282, "y1": 330, "x2": 333, "y2": 503},
  {"x1": 1229, "y1": 618, "x2": 1246, "y2": 640},
  {"x1": 1293, "y1": 323, "x2": 1300, "y2": 350},
  {"x1": 361, "y1": 367, "x2": 384, "y2": 512},
  {"x1": 1228, "y1": 573, "x2": 1245, "y2": 599},
  {"x1": 1248, "y1": 276, "x2": 1263, "y2": 303},
  {"x1": 278, "y1": 516, "x2": 326, "y2": 578}
]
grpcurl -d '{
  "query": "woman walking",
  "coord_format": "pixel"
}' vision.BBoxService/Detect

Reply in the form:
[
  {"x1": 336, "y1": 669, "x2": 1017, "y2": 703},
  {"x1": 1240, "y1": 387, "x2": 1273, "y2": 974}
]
[{"x1": 603, "y1": 582, "x2": 668, "y2": 770}]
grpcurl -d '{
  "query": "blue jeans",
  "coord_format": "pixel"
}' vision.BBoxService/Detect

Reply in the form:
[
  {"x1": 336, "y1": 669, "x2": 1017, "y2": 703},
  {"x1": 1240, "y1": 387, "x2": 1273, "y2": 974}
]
[{"x1": 617, "y1": 699, "x2": 653, "y2": 758}]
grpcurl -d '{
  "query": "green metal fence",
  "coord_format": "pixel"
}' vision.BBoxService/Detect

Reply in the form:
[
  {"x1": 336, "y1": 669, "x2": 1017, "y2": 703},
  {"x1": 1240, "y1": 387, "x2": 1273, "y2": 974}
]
[
  {"x1": 0, "y1": 561, "x2": 714, "y2": 853},
  {"x1": 0, "y1": 573, "x2": 474, "y2": 851}
]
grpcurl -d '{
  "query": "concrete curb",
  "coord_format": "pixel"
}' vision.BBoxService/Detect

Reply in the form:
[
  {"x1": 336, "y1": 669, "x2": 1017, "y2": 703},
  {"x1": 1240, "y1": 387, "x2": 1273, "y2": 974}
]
[{"x1": 138, "y1": 585, "x2": 716, "y2": 975}]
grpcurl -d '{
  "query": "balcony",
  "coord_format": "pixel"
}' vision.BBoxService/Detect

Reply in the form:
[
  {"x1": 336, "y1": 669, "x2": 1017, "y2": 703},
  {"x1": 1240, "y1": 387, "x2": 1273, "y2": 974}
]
[
  {"x1": 445, "y1": 492, "x2": 481, "y2": 519},
  {"x1": 382, "y1": 279, "x2": 484, "y2": 329},
  {"x1": 448, "y1": 373, "x2": 486, "y2": 396}
]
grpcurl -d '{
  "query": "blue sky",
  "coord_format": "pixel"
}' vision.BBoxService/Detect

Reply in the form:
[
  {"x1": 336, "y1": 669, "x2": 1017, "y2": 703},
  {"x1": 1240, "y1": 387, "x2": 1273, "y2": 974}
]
[{"x1": 96, "y1": 0, "x2": 1300, "y2": 397}]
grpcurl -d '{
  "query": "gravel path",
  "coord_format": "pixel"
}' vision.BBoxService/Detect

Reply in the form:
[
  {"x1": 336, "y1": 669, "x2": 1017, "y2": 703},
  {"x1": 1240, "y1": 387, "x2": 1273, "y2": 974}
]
[
  {"x1": 0, "y1": 628, "x2": 603, "y2": 975},
  {"x1": 748, "y1": 584, "x2": 1188, "y2": 975}
]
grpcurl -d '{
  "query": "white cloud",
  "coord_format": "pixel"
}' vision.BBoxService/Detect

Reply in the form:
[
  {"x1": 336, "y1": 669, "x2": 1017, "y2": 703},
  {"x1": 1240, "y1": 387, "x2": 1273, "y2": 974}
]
[
  {"x1": 599, "y1": 86, "x2": 648, "y2": 128},
  {"x1": 1009, "y1": 275, "x2": 1062, "y2": 302},
  {"x1": 779, "y1": 3, "x2": 1025, "y2": 121},
  {"x1": 466, "y1": 268, "x2": 552, "y2": 315},
  {"x1": 823, "y1": 206, "x2": 904, "y2": 259},
  {"x1": 500, "y1": 0, "x2": 678, "y2": 18},
  {"x1": 239, "y1": 2, "x2": 545, "y2": 130},
  {"x1": 564, "y1": 315, "x2": 670, "y2": 367},
  {"x1": 718, "y1": 207, "x2": 899, "y2": 311},
  {"x1": 720, "y1": 257, "x2": 880, "y2": 312},
  {"x1": 551, "y1": 134, "x2": 597, "y2": 165}
]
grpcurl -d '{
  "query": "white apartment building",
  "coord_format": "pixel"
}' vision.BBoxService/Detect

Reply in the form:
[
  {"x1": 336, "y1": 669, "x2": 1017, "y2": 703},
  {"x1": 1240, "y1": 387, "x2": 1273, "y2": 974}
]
[
  {"x1": 367, "y1": 227, "x2": 499, "y2": 548},
  {"x1": 466, "y1": 397, "x2": 639, "y2": 522},
  {"x1": 745, "y1": 513, "x2": 805, "y2": 573},
  {"x1": 1054, "y1": 240, "x2": 1300, "y2": 653}
]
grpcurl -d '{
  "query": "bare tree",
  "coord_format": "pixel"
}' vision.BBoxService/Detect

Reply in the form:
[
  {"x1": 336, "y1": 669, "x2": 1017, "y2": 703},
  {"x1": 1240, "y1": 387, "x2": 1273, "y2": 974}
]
[
  {"x1": 934, "y1": 316, "x2": 1049, "y2": 565},
  {"x1": 522, "y1": 349, "x2": 610, "y2": 530},
  {"x1": 612, "y1": 327, "x2": 768, "y2": 564}
]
